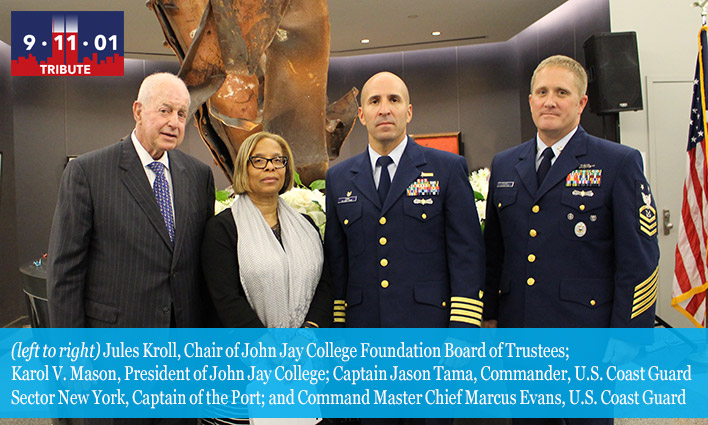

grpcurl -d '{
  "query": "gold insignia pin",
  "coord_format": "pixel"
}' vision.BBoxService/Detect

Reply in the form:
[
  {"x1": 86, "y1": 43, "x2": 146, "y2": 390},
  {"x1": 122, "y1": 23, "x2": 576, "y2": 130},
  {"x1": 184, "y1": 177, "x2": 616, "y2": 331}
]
[
  {"x1": 421, "y1": 172, "x2": 434, "y2": 177},
  {"x1": 346, "y1": 191, "x2": 352, "y2": 196}
]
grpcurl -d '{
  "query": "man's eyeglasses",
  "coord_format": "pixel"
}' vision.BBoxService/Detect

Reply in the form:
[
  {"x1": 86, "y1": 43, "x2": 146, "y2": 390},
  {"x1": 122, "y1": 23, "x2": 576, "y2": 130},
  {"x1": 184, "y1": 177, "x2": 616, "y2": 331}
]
[{"x1": 248, "y1": 156, "x2": 288, "y2": 169}]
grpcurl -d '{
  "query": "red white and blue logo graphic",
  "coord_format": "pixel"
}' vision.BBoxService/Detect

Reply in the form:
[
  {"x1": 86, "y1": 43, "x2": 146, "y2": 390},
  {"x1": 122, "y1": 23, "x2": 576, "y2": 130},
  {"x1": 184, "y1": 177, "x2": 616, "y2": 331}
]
[{"x1": 11, "y1": 11, "x2": 124, "y2": 76}]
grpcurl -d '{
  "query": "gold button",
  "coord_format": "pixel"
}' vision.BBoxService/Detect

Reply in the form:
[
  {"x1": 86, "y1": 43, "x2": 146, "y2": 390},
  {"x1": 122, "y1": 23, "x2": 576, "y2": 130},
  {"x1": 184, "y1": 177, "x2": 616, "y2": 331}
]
[
  {"x1": 379, "y1": 217, "x2": 387, "y2": 225},
  {"x1": 527, "y1": 278, "x2": 535, "y2": 286},
  {"x1": 343, "y1": 219, "x2": 349, "y2": 225},
  {"x1": 527, "y1": 254, "x2": 536, "y2": 263},
  {"x1": 529, "y1": 229, "x2": 537, "y2": 237},
  {"x1": 532, "y1": 205, "x2": 540, "y2": 213},
  {"x1": 498, "y1": 202, "x2": 502, "y2": 208},
  {"x1": 442, "y1": 301, "x2": 447, "y2": 307},
  {"x1": 579, "y1": 204, "x2": 586, "y2": 211},
  {"x1": 380, "y1": 258, "x2": 389, "y2": 267},
  {"x1": 421, "y1": 213, "x2": 427, "y2": 219},
  {"x1": 381, "y1": 280, "x2": 389, "y2": 288},
  {"x1": 590, "y1": 299, "x2": 596, "y2": 306},
  {"x1": 498, "y1": 289, "x2": 502, "y2": 294},
  {"x1": 379, "y1": 237, "x2": 387, "y2": 245}
]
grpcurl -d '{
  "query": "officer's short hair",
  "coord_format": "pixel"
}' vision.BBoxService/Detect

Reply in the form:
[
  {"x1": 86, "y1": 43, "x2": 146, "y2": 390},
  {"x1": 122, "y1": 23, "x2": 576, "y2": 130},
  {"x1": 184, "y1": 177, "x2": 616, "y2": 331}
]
[
  {"x1": 530, "y1": 55, "x2": 588, "y2": 96},
  {"x1": 232, "y1": 131, "x2": 295, "y2": 195}
]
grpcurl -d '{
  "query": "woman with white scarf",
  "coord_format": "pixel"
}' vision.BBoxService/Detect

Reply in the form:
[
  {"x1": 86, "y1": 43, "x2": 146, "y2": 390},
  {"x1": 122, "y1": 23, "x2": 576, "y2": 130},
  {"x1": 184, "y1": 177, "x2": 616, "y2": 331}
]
[{"x1": 201, "y1": 131, "x2": 332, "y2": 330}]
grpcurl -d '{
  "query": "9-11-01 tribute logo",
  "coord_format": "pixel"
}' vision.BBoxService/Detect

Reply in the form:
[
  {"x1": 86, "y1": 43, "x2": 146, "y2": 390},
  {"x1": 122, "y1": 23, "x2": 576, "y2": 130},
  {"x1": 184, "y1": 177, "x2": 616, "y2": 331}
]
[{"x1": 11, "y1": 11, "x2": 124, "y2": 76}]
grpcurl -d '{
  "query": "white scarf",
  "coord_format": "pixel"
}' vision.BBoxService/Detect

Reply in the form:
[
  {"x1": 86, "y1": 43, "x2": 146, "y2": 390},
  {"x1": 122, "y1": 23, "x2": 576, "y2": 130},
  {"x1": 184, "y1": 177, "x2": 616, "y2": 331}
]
[{"x1": 232, "y1": 194, "x2": 323, "y2": 328}]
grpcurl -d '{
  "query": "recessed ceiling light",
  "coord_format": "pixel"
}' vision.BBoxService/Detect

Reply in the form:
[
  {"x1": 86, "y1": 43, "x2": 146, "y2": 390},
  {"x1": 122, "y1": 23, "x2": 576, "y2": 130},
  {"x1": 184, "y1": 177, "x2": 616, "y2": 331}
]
[
  {"x1": 432, "y1": 31, "x2": 441, "y2": 36},
  {"x1": 361, "y1": 39, "x2": 370, "y2": 44}
]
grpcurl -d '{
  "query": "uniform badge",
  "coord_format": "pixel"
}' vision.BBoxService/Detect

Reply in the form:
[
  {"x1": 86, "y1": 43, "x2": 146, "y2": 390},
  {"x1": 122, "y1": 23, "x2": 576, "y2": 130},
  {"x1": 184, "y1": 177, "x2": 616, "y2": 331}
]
[
  {"x1": 638, "y1": 183, "x2": 657, "y2": 237},
  {"x1": 574, "y1": 221, "x2": 587, "y2": 237},
  {"x1": 406, "y1": 178, "x2": 440, "y2": 196},
  {"x1": 421, "y1": 172, "x2": 435, "y2": 177},
  {"x1": 566, "y1": 169, "x2": 602, "y2": 187},
  {"x1": 497, "y1": 181, "x2": 515, "y2": 188},
  {"x1": 571, "y1": 189, "x2": 594, "y2": 197},
  {"x1": 337, "y1": 192, "x2": 357, "y2": 204},
  {"x1": 413, "y1": 198, "x2": 434, "y2": 205}
]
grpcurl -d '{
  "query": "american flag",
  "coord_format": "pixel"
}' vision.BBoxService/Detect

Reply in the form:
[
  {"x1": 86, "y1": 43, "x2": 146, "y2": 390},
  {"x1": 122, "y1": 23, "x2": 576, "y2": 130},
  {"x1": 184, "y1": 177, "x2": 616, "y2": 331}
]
[{"x1": 672, "y1": 27, "x2": 708, "y2": 327}]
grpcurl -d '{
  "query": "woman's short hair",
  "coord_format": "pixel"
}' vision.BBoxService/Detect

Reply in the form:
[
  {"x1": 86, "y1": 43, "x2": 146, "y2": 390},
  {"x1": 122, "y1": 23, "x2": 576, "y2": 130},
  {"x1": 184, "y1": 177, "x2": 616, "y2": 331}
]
[{"x1": 232, "y1": 131, "x2": 295, "y2": 195}]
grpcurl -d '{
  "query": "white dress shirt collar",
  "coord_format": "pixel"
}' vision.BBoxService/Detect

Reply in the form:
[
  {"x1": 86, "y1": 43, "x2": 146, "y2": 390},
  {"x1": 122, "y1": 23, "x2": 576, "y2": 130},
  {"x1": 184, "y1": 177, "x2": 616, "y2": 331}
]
[
  {"x1": 535, "y1": 126, "x2": 578, "y2": 167},
  {"x1": 368, "y1": 136, "x2": 408, "y2": 187}
]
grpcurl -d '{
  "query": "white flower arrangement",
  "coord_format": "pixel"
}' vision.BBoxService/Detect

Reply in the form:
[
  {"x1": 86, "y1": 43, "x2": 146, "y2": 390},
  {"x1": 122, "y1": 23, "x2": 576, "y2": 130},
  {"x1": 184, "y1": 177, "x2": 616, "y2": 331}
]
[
  {"x1": 469, "y1": 167, "x2": 490, "y2": 229},
  {"x1": 214, "y1": 173, "x2": 327, "y2": 239}
]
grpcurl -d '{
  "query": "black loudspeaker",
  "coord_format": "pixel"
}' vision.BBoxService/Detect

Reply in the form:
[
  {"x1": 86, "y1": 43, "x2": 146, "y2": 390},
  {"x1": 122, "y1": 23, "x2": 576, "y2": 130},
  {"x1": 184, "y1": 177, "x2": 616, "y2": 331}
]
[{"x1": 583, "y1": 31, "x2": 643, "y2": 114}]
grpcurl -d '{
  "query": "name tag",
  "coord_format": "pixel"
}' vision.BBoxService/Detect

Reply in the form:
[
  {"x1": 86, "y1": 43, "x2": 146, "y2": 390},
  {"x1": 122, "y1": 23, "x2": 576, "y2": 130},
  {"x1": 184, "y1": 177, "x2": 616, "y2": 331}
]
[
  {"x1": 497, "y1": 181, "x2": 514, "y2": 188},
  {"x1": 337, "y1": 196, "x2": 357, "y2": 204}
]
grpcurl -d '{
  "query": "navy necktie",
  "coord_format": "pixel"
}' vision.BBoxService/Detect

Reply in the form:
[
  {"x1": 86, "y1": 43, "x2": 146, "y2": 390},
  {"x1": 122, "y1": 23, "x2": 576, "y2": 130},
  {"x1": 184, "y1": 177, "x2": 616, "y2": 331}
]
[
  {"x1": 148, "y1": 161, "x2": 175, "y2": 243},
  {"x1": 377, "y1": 156, "x2": 393, "y2": 203},
  {"x1": 536, "y1": 147, "x2": 555, "y2": 185}
]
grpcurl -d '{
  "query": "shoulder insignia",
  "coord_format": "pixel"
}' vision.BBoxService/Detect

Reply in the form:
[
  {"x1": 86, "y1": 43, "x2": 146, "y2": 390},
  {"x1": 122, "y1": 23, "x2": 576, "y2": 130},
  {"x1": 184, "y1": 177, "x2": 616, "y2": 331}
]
[{"x1": 637, "y1": 181, "x2": 657, "y2": 237}]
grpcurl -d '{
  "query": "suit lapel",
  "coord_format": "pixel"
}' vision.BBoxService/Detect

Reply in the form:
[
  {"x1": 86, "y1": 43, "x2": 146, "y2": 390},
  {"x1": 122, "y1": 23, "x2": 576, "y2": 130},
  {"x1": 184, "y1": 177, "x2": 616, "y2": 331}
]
[
  {"x1": 350, "y1": 152, "x2": 381, "y2": 209},
  {"x1": 382, "y1": 139, "x2": 426, "y2": 215},
  {"x1": 515, "y1": 140, "x2": 538, "y2": 196},
  {"x1": 170, "y1": 151, "x2": 190, "y2": 263},
  {"x1": 119, "y1": 139, "x2": 174, "y2": 251},
  {"x1": 534, "y1": 128, "x2": 587, "y2": 201}
]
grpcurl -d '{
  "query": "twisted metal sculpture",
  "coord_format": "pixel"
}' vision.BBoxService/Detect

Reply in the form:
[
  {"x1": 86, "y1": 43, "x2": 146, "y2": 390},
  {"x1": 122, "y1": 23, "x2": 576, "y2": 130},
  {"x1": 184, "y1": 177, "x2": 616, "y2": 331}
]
[{"x1": 148, "y1": 0, "x2": 359, "y2": 184}]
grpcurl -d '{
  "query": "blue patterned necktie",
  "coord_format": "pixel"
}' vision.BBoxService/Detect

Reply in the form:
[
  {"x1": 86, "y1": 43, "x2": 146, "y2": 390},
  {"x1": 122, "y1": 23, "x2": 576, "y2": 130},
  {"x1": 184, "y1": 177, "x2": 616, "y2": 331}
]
[
  {"x1": 536, "y1": 147, "x2": 555, "y2": 185},
  {"x1": 377, "y1": 156, "x2": 394, "y2": 203},
  {"x1": 148, "y1": 161, "x2": 175, "y2": 243}
]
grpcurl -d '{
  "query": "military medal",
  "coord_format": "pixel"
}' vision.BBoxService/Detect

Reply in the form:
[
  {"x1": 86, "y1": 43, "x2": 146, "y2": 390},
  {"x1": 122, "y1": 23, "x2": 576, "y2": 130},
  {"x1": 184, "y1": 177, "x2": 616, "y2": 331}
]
[{"x1": 574, "y1": 221, "x2": 587, "y2": 237}]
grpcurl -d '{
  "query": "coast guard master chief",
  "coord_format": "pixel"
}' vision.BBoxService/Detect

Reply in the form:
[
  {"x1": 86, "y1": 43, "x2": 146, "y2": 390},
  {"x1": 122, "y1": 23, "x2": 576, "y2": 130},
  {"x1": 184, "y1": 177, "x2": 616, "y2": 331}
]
[
  {"x1": 483, "y1": 55, "x2": 660, "y2": 330},
  {"x1": 324, "y1": 71, "x2": 485, "y2": 329}
]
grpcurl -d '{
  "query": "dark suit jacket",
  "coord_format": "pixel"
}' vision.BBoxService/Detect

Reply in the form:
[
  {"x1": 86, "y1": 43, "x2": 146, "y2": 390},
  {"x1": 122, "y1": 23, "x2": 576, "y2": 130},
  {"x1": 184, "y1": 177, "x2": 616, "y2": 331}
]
[
  {"x1": 324, "y1": 137, "x2": 485, "y2": 328},
  {"x1": 47, "y1": 137, "x2": 215, "y2": 328},
  {"x1": 483, "y1": 126, "x2": 660, "y2": 328}
]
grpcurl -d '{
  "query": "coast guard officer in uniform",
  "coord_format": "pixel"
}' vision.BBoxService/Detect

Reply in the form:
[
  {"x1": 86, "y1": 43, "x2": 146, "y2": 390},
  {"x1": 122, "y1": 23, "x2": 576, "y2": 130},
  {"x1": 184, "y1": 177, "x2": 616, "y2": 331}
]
[
  {"x1": 324, "y1": 71, "x2": 485, "y2": 332},
  {"x1": 483, "y1": 53, "x2": 659, "y2": 425},
  {"x1": 483, "y1": 55, "x2": 660, "y2": 330}
]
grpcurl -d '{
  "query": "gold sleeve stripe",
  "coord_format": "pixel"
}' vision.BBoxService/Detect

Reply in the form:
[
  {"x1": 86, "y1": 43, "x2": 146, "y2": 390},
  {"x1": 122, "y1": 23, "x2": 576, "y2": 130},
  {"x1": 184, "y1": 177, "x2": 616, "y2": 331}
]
[
  {"x1": 634, "y1": 276, "x2": 658, "y2": 305},
  {"x1": 333, "y1": 311, "x2": 346, "y2": 317},
  {"x1": 334, "y1": 300, "x2": 346, "y2": 305},
  {"x1": 450, "y1": 309, "x2": 483, "y2": 320},
  {"x1": 633, "y1": 283, "x2": 658, "y2": 313},
  {"x1": 451, "y1": 303, "x2": 484, "y2": 314},
  {"x1": 631, "y1": 288, "x2": 657, "y2": 319},
  {"x1": 333, "y1": 318, "x2": 346, "y2": 323},
  {"x1": 450, "y1": 296, "x2": 484, "y2": 307},
  {"x1": 450, "y1": 315, "x2": 482, "y2": 326},
  {"x1": 634, "y1": 267, "x2": 659, "y2": 293},
  {"x1": 334, "y1": 306, "x2": 346, "y2": 311}
]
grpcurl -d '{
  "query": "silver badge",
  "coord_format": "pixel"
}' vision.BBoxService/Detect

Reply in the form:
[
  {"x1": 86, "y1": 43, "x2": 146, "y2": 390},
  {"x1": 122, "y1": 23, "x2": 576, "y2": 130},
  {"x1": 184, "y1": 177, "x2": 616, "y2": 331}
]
[
  {"x1": 590, "y1": 214, "x2": 597, "y2": 222},
  {"x1": 567, "y1": 213, "x2": 575, "y2": 220},
  {"x1": 574, "y1": 221, "x2": 587, "y2": 237},
  {"x1": 413, "y1": 198, "x2": 434, "y2": 205}
]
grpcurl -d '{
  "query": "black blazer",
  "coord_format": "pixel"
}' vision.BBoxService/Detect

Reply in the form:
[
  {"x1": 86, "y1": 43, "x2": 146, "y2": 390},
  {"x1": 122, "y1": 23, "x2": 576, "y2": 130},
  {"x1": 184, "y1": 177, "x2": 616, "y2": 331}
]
[{"x1": 201, "y1": 208, "x2": 332, "y2": 328}]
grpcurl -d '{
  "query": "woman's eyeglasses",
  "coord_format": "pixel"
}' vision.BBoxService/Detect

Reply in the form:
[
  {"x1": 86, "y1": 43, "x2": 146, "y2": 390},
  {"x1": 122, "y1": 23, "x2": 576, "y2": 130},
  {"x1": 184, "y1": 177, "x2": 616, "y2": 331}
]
[{"x1": 248, "y1": 156, "x2": 288, "y2": 169}]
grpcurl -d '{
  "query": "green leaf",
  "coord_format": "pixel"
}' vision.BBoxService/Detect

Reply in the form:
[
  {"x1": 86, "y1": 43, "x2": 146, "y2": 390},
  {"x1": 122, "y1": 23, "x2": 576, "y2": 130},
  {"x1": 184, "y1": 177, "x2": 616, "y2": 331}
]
[
  {"x1": 215, "y1": 189, "x2": 232, "y2": 203},
  {"x1": 474, "y1": 190, "x2": 485, "y2": 201},
  {"x1": 309, "y1": 179, "x2": 326, "y2": 190},
  {"x1": 293, "y1": 171, "x2": 304, "y2": 188}
]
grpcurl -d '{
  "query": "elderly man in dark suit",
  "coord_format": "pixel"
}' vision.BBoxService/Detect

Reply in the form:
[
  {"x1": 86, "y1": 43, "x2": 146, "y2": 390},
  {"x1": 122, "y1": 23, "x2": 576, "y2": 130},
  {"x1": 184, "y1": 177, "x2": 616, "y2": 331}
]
[
  {"x1": 48, "y1": 72, "x2": 215, "y2": 329},
  {"x1": 483, "y1": 55, "x2": 660, "y2": 425},
  {"x1": 325, "y1": 71, "x2": 485, "y2": 329}
]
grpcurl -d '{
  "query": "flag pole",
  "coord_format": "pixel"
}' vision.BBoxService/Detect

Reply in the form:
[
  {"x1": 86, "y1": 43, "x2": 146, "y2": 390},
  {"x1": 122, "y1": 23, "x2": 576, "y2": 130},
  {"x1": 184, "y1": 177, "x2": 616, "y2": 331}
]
[{"x1": 694, "y1": 1, "x2": 708, "y2": 25}]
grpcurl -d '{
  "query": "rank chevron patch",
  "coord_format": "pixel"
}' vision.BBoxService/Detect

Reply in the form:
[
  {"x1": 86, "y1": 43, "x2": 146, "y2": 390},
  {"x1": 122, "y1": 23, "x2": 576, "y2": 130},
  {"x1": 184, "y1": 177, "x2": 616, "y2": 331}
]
[{"x1": 631, "y1": 266, "x2": 658, "y2": 319}]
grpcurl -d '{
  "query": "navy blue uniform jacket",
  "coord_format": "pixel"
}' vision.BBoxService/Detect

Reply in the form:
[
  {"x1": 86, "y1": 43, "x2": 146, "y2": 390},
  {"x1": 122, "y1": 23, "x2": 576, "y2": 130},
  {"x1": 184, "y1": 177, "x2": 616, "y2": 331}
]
[
  {"x1": 324, "y1": 137, "x2": 485, "y2": 327},
  {"x1": 483, "y1": 127, "x2": 660, "y2": 328}
]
